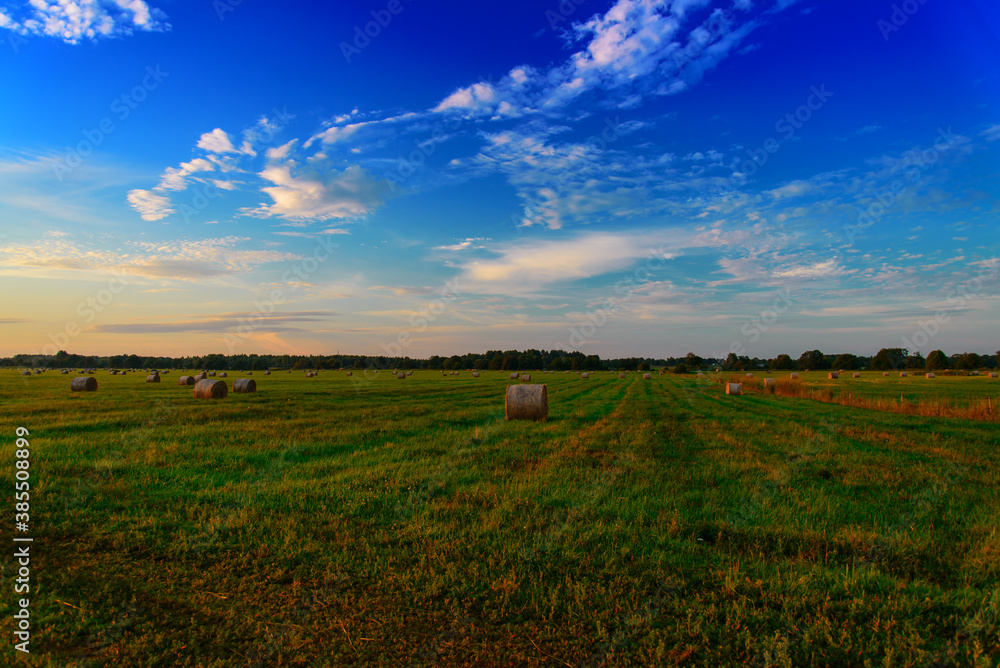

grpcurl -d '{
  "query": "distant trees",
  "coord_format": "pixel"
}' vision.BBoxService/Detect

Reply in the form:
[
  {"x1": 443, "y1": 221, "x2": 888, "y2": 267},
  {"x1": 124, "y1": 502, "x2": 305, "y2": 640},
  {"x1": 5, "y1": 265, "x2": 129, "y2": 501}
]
[
  {"x1": 637, "y1": 361, "x2": 650, "y2": 371},
  {"x1": 770, "y1": 354, "x2": 796, "y2": 370},
  {"x1": 832, "y1": 353, "x2": 858, "y2": 370},
  {"x1": 952, "y1": 352, "x2": 983, "y2": 370},
  {"x1": 926, "y1": 350, "x2": 949, "y2": 370},
  {"x1": 797, "y1": 350, "x2": 828, "y2": 370},
  {"x1": 905, "y1": 352, "x2": 926, "y2": 369},
  {"x1": 871, "y1": 348, "x2": 907, "y2": 370},
  {"x1": 684, "y1": 352, "x2": 704, "y2": 369}
]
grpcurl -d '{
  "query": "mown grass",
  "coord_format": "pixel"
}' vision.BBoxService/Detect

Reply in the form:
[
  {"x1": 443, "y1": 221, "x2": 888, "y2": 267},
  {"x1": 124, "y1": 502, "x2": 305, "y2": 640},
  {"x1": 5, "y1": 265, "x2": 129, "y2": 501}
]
[{"x1": 1, "y1": 369, "x2": 998, "y2": 666}]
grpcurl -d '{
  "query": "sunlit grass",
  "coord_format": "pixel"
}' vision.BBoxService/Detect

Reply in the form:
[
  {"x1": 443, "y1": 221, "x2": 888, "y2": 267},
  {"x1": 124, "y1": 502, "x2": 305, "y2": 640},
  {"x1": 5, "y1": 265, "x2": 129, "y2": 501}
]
[{"x1": 0, "y1": 368, "x2": 997, "y2": 666}]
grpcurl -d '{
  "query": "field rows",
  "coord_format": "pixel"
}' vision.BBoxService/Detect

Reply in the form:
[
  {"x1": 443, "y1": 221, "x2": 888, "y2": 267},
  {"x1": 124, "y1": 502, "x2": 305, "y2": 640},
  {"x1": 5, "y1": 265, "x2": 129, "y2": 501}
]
[{"x1": 1, "y1": 370, "x2": 998, "y2": 666}]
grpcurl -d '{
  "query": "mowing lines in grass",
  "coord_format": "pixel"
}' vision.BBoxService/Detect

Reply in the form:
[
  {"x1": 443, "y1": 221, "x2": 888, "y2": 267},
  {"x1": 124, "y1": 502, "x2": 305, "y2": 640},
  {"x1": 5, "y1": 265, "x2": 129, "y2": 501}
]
[
  {"x1": 857, "y1": 458, "x2": 968, "y2": 568},
  {"x1": 61, "y1": 396, "x2": 177, "y2": 513},
  {"x1": 727, "y1": 418, "x2": 838, "y2": 532}
]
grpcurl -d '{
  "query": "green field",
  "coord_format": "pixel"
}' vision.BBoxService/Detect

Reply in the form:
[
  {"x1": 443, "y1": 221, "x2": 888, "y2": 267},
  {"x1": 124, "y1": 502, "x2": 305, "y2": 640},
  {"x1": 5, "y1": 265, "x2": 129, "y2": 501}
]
[{"x1": 2, "y1": 369, "x2": 999, "y2": 666}]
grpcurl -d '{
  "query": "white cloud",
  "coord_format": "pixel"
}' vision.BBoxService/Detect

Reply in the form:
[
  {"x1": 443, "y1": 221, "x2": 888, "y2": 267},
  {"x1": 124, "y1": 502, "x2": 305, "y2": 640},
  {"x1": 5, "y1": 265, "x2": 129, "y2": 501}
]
[
  {"x1": 0, "y1": 0, "x2": 169, "y2": 44},
  {"x1": 0, "y1": 233, "x2": 298, "y2": 282},
  {"x1": 771, "y1": 259, "x2": 842, "y2": 279},
  {"x1": 434, "y1": 237, "x2": 490, "y2": 251},
  {"x1": 126, "y1": 189, "x2": 173, "y2": 221},
  {"x1": 156, "y1": 158, "x2": 214, "y2": 191},
  {"x1": 197, "y1": 128, "x2": 238, "y2": 154},
  {"x1": 248, "y1": 164, "x2": 387, "y2": 222},
  {"x1": 981, "y1": 124, "x2": 1000, "y2": 142}
]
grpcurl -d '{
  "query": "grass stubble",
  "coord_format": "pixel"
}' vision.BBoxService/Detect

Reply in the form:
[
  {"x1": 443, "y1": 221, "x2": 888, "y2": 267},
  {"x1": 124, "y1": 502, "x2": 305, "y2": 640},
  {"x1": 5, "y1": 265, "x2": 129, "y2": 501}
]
[{"x1": 0, "y1": 369, "x2": 997, "y2": 666}]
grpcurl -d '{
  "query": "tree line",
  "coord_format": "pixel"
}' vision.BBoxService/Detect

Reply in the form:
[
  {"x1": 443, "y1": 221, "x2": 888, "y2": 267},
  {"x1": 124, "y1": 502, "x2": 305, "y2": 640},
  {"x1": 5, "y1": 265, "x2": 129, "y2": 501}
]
[{"x1": 5, "y1": 348, "x2": 997, "y2": 372}]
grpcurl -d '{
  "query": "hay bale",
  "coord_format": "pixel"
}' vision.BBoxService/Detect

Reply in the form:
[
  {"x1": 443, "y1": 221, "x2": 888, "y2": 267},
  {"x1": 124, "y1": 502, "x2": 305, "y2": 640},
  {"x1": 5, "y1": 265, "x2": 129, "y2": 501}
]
[
  {"x1": 505, "y1": 384, "x2": 548, "y2": 421},
  {"x1": 178, "y1": 376, "x2": 195, "y2": 386},
  {"x1": 790, "y1": 373, "x2": 799, "y2": 379},
  {"x1": 746, "y1": 373, "x2": 754, "y2": 378},
  {"x1": 233, "y1": 378, "x2": 256, "y2": 393},
  {"x1": 900, "y1": 372, "x2": 907, "y2": 377},
  {"x1": 853, "y1": 372, "x2": 861, "y2": 378},
  {"x1": 407, "y1": 371, "x2": 412, "y2": 376},
  {"x1": 346, "y1": 371, "x2": 352, "y2": 376},
  {"x1": 828, "y1": 372, "x2": 839, "y2": 379},
  {"x1": 146, "y1": 374, "x2": 160, "y2": 383},
  {"x1": 193, "y1": 379, "x2": 228, "y2": 399},
  {"x1": 726, "y1": 383, "x2": 742, "y2": 395},
  {"x1": 883, "y1": 372, "x2": 890, "y2": 377},
  {"x1": 397, "y1": 373, "x2": 406, "y2": 379},
  {"x1": 61, "y1": 369, "x2": 69, "y2": 374},
  {"x1": 246, "y1": 371, "x2": 253, "y2": 375},
  {"x1": 521, "y1": 374, "x2": 531, "y2": 382},
  {"x1": 619, "y1": 373, "x2": 626, "y2": 379},
  {"x1": 644, "y1": 373, "x2": 652, "y2": 380},
  {"x1": 511, "y1": 373, "x2": 519, "y2": 380},
  {"x1": 194, "y1": 372, "x2": 207, "y2": 382},
  {"x1": 989, "y1": 373, "x2": 998, "y2": 378},
  {"x1": 472, "y1": 372, "x2": 480, "y2": 377},
  {"x1": 208, "y1": 371, "x2": 216, "y2": 377},
  {"x1": 972, "y1": 370, "x2": 980, "y2": 376},
  {"x1": 264, "y1": 371, "x2": 271, "y2": 375},
  {"x1": 71, "y1": 377, "x2": 98, "y2": 392},
  {"x1": 20, "y1": 370, "x2": 30, "y2": 376},
  {"x1": 764, "y1": 378, "x2": 776, "y2": 388},
  {"x1": 581, "y1": 373, "x2": 589, "y2": 379},
  {"x1": 925, "y1": 372, "x2": 936, "y2": 378},
  {"x1": 219, "y1": 372, "x2": 228, "y2": 378},
  {"x1": 120, "y1": 371, "x2": 126, "y2": 376}
]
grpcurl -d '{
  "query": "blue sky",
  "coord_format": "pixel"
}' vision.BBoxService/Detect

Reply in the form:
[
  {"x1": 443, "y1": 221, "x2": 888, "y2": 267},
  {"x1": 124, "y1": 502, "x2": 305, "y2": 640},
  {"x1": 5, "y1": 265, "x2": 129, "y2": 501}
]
[{"x1": 0, "y1": 0, "x2": 997, "y2": 359}]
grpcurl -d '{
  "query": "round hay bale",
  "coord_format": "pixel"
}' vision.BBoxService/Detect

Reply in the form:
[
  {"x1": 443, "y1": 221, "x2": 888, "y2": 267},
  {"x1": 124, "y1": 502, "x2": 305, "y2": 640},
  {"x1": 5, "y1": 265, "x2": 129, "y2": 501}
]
[
  {"x1": 193, "y1": 379, "x2": 228, "y2": 399},
  {"x1": 789, "y1": 373, "x2": 799, "y2": 379},
  {"x1": 505, "y1": 384, "x2": 548, "y2": 421},
  {"x1": 346, "y1": 371, "x2": 352, "y2": 376},
  {"x1": 925, "y1": 372, "x2": 936, "y2": 378},
  {"x1": 247, "y1": 371, "x2": 253, "y2": 375},
  {"x1": 71, "y1": 377, "x2": 98, "y2": 392},
  {"x1": 472, "y1": 372, "x2": 480, "y2": 378},
  {"x1": 208, "y1": 371, "x2": 216, "y2": 377},
  {"x1": 20, "y1": 370, "x2": 30, "y2": 376},
  {"x1": 219, "y1": 372, "x2": 228, "y2": 378},
  {"x1": 746, "y1": 373, "x2": 754, "y2": 378},
  {"x1": 61, "y1": 369, "x2": 69, "y2": 374},
  {"x1": 264, "y1": 371, "x2": 271, "y2": 375},
  {"x1": 397, "y1": 372, "x2": 406, "y2": 379},
  {"x1": 120, "y1": 371, "x2": 126, "y2": 376},
  {"x1": 725, "y1": 383, "x2": 742, "y2": 395},
  {"x1": 581, "y1": 372, "x2": 589, "y2": 379},
  {"x1": 619, "y1": 373, "x2": 626, "y2": 379},
  {"x1": 883, "y1": 372, "x2": 890, "y2": 377},
  {"x1": 972, "y1": 370, "x2": 980, "y2": 376},
  {"x1": 989, "y1": 373, "x2": 998, "y2": 378},
  {"x1": 233, "y1": 378, "x2": 256, "y2": 393},
  {"x1": 900, "y1": 372, "x2": 907, "y2": 377},
  {"x1": 764, "y1": 378, "x2": 776, "y2": 387},
  {"x1": 521, "y1": 374, "x2": 531, "y2": 382},
  {"x1": 407, "y1": 371, "x2": 412, "y2": 376},
  {"x1": 853, "y1": 372, "x2": 861, "y2": 378},
  {"x1": 644, "y1": 373, "x2": 652, "y2": 380},
  {"x1": 194, "y1": 372, "x2": 207, "y2": 382},
  {"x1": 178, "y1": 376, "x2": 195, "y2": 386},
  {"x1": 146, "y1": 374, "x2": 160, "y2": 383},
  {"x1": 510, "y1": 373, "x2": 518, "y2": 380},
  {"x1": 828, "y1": 372, "x2": 839, "y2": 379}
]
